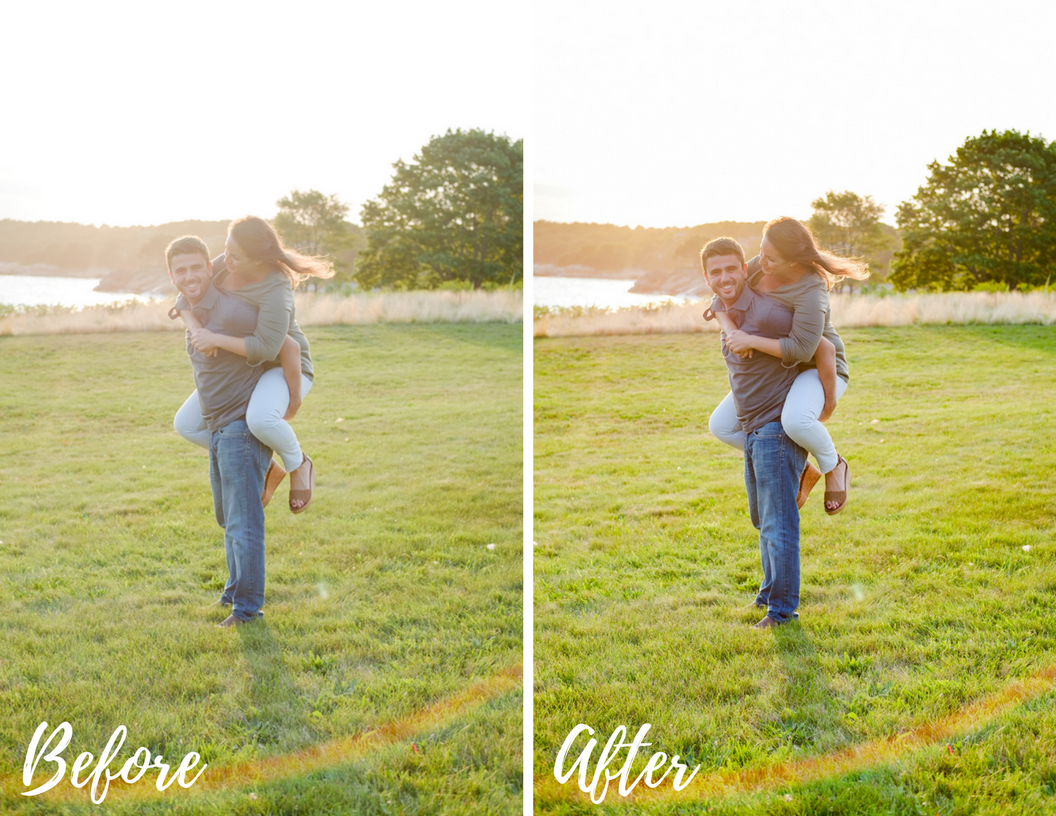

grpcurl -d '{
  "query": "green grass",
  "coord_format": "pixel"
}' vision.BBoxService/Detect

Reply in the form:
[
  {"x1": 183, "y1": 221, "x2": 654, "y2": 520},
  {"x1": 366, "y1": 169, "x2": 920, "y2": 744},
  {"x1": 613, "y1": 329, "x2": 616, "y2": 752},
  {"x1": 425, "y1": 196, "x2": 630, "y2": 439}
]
[
  {"x1": 534, "y1": 326, "x2": 1056, "y2": 814},
  {"x1": 0, "y1": 324, "x2": 522, "y2": 815}
]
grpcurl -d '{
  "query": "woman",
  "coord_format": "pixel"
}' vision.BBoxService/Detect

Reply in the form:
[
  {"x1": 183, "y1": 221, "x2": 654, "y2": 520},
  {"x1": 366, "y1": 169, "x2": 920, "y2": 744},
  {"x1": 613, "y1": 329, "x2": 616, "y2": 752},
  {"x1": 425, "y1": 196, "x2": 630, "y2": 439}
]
[
  {"x1": 173, "y1": 216, "x2": 334, "y2": 512},
  {"x1": 708, "y1": 217, "x2": 869, "y2": 514}
]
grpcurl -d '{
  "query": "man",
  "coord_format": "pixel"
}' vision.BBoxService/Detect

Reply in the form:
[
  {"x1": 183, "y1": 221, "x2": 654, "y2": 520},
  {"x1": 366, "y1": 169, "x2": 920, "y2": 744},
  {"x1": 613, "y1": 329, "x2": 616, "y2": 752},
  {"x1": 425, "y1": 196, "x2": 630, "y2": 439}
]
[
  {"x1": 166, "y1": 235, "x2": 271, "y2": 628},
  {"x1": 701, "y1": 237, "x2": 806, "y2": 630}
]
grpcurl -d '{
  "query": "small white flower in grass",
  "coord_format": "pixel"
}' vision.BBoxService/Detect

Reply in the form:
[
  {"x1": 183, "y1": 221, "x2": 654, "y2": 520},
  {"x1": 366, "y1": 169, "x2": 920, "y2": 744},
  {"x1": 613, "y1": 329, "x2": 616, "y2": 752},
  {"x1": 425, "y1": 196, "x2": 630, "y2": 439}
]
[
  {"x1": 1023, "y1": 545, "x2": 1032, "y2": 552},
  {"x1": 486, "y1": 543, "x2": 496, "y2": 551},
  {"x1": 784, "y1": 794, "x2": 793, "y2": 802},
  {"x1": 249, "y1": 793, "x2": 257, "y2": 800}
]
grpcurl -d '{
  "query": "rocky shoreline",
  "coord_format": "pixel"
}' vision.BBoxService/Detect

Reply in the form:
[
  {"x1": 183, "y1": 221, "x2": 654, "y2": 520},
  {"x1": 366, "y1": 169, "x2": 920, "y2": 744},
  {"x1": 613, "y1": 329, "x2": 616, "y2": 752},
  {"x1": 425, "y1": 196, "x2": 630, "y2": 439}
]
[{"x1": 95, "y1": 268, "x2": 177, "y2": 297}]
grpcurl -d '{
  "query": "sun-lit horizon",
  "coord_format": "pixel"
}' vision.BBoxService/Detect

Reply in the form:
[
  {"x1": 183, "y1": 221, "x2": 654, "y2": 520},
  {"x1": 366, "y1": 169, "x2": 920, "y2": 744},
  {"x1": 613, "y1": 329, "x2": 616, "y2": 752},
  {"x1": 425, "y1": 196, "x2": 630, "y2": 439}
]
[
  {"x1": 1, "y1": 1, "x2": 526, "y2": 229},
  {"x1": 534, "y1": 0, "x2": 1056, "y2": 230}
]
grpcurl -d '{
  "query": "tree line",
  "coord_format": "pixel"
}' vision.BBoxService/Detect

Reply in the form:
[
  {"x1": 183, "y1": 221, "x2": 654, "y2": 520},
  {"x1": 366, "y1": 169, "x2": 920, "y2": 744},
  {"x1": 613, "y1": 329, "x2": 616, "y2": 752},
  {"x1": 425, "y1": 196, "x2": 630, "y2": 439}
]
[
  {"x1": 535, "y1": 220, "x2": 769, "y2": 274},
  {"x1": 0, "y1": 219, "x2": 230, "y2": 276},
  {"x1": 275, "y1": 129, "x2": 523, "y2": 291},
  {"x1": 538, "y1": 129, "x2": 1055, "y2": 293},
  {"x1": 1, "y1": 128, "x2": 522, "y2": 292}
]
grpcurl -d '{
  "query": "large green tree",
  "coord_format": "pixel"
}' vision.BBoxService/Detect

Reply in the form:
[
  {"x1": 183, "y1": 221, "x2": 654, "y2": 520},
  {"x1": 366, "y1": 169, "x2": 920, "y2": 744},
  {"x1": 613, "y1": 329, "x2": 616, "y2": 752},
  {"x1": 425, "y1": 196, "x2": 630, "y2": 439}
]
[
  {"x1": 809, "y1": 190, "x2": 888, "y2": 249},
  {"x1": 273, "y1": 189, "x2": 364, "y2": 286},
  {"x1": 809, "y1": 190, "x2": 898, "y2": 291},
  {"x1": 890, "y1": 130, "x2": 1056, "y2": 291},
  {"x1": 356, "y1": 129, "x2": 523, "y2": 290}
]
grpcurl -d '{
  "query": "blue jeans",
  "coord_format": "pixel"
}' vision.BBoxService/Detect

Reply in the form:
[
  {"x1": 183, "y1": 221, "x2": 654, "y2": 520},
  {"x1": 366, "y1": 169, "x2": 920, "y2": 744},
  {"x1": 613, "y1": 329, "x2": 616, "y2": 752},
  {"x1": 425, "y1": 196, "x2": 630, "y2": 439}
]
[
  {"x1": 744, "y1": 421, "x2": 806, "y2": 624},
  {"x1": 209, "y1": 420, "x2": 271, "y2": 621}
]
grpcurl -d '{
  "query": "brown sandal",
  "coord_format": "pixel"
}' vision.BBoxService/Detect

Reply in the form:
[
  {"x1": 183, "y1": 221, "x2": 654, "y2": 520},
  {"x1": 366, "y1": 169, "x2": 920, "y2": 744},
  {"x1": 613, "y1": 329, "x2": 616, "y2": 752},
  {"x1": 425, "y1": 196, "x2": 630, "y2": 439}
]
[
  {"x1": 797, "y1": 461, "x2": 822, "y2": 509},
  {"x1": 824, "y1": 455, "x2": 850, "y2": 516},
  {"x1": 289, "y1": 454, "x2": 315, "y2": 514},
  {"x1": 262, "y1": 460, "x2": 286, "y2": 508}
]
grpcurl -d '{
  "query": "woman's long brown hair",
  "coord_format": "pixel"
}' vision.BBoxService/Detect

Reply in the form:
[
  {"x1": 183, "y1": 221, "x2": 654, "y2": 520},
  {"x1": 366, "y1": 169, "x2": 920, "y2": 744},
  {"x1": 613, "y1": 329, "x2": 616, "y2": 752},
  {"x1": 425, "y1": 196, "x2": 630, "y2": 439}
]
[
  {"x1": 229, "y1": 216, "x2": 335, "y2": 288},
  {"x1": 764, "y1": 216, "x2": 870, "y2": 290}
]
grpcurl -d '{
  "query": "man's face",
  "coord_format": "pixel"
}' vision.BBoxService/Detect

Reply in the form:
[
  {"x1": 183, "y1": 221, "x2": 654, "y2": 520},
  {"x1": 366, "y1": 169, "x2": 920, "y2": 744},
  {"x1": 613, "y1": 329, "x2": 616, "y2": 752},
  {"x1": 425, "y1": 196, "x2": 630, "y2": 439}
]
[
  {"x1": 168, "y1": 252, "x2": 212, "y2": 302},
  {"x1": 704, "y1": 254, "x2": 747, "y2": 305}
]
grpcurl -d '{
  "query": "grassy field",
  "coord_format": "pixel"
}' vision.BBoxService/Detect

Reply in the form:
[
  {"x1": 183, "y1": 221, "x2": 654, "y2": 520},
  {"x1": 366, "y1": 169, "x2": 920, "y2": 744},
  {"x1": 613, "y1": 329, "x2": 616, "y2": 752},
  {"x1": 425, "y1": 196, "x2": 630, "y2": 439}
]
[
  {"x1": 0, "y1": 324, "x2": 522, "y2": 815},
  {"x1": 534, "y1": 326, "x2": 1056, "y2": 814}
]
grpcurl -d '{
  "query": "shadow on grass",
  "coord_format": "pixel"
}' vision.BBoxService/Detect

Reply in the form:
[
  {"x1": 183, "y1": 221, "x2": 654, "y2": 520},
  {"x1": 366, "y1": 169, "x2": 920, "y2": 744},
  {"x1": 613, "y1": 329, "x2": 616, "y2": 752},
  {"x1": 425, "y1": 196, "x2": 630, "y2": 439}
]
[
  {"x1": 236, "y1": 622, "x2": 315, "y2": 752},
  {"x1": 773, "y1": 623, "x2": 844, "y2": 750}
]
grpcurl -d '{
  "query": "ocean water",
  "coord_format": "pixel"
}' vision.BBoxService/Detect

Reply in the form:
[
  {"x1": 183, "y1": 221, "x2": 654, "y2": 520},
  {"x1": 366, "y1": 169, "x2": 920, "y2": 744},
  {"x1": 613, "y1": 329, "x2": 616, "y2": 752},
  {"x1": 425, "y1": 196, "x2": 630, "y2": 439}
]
[
  {"x1": 533, "y1": 276, "x2": 700, "y2": 309},
  {"x1": 0, "y1": 275, "x2": 165, "y2": 308}
]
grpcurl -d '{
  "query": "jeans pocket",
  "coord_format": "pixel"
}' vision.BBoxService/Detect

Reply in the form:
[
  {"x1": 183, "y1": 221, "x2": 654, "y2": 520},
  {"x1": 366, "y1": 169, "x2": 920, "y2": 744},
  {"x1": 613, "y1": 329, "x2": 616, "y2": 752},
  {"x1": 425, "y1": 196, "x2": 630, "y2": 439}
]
[{"x1": 754, "y1": 422, "x2": 785, "y2": 439}]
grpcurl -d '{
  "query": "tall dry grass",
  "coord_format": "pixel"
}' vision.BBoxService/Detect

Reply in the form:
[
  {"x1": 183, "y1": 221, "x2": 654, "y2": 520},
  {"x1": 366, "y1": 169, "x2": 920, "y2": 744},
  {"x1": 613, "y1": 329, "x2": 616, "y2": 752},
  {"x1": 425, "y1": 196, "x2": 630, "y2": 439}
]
[
  {"x1": 0, "y1": 290, "x2": 523, "y2": 336},
  {"x1": 533, "y1": 290, "x2": 1056, "y2": 337}
]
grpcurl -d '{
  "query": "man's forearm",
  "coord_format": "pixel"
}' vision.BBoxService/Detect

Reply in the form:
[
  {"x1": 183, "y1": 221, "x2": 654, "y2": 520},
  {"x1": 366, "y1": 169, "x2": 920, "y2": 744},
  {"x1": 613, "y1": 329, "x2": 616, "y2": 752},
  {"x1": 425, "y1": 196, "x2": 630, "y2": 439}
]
[
  {"x1": 714, "y1": 309, "x2": 737, "y2": 335},
  {"x1": 179, "y1": 309, "x2": 204, "y2": 331}
]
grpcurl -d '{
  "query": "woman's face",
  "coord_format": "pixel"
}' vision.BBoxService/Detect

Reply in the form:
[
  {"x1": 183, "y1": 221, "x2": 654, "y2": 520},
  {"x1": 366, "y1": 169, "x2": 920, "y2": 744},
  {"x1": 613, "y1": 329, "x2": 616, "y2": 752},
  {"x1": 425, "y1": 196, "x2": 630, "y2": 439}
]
[
  {"x1": 759, "y1": 236, "x2": 797, "y2": 280},
  {"x1": 225, "y1": 236, "x2": 256, "y2": 276}
]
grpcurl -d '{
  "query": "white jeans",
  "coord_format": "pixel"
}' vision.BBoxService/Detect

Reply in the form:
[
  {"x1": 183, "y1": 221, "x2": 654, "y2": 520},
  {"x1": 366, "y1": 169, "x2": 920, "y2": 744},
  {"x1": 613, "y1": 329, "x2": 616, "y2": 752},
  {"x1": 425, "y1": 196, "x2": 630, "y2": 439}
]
[
  {"x1": 709, "y1": 369, "x2": 849, "y2": 473},
  {"x1": 174, "y1": 368, "x2": 313, "y2": 472}
]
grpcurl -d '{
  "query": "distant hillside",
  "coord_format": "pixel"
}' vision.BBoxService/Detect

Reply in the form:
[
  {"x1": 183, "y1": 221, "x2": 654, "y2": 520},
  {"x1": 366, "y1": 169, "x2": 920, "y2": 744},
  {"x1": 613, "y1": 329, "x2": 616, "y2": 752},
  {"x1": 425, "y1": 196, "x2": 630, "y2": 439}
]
[
  {"x1": 534, "y1": 219, "x2": 899, "y2": 296},
  {"x1": 0, "y1": 218, "x2": 365, "y2": 295},
  {"x1": 534, "y1": 220, "x2": 768, "y2": 295},
  {"x1": 0, "y1": 219, "x2": 232, "y2": 295}
]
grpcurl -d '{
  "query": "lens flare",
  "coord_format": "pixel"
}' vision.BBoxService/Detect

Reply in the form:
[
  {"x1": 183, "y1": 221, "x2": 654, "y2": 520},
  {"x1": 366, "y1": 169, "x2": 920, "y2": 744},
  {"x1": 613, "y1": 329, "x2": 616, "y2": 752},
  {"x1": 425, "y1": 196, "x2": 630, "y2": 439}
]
[
  {"x1": 536, "y1": 662, "x2": 1056, "y2": 804},
  {"x1": 8, "y1": 664, "x2": 522, "y2": 804}
]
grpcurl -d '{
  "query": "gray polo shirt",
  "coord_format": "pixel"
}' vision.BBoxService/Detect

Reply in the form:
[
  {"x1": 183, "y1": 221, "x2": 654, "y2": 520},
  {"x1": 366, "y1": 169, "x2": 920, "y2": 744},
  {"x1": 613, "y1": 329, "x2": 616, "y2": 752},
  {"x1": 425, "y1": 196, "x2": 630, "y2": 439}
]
[
  {"x1": 707, "y1": 286, "x2": 800, "y2": 434},
  {"x1": 176, "y1": 258, "x2": 314, "y2": 381},
  {"x1": 180, "y1": 283, "x2": 263, "y2": 431}
]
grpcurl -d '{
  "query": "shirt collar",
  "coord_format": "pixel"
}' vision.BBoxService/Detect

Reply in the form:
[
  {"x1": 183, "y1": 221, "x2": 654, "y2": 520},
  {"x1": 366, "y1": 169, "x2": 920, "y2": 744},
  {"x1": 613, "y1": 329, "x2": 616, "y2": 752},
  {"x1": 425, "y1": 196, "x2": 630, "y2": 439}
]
[
  {"x1": 726, "y1": 285, "x2": 755, "y2": 312},
  {"x1": 193, "y1": 281, "x2": 220, "y2": 310}
]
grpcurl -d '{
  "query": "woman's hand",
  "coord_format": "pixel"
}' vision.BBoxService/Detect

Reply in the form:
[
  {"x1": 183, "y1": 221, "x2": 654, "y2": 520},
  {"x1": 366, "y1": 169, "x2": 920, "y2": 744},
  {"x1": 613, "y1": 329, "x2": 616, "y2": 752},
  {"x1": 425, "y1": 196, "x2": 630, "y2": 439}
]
[
  {"x1": 190, "y1": 328, "x2": 221, "y2": 355},
  {"x1": 724, "y1": 329, "x2": 757, "y2": 356}
]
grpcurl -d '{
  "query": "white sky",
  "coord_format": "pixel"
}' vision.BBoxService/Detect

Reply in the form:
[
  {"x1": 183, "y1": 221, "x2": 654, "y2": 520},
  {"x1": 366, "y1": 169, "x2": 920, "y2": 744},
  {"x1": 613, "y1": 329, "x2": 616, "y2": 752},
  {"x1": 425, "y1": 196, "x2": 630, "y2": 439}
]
[
  {"x1": 1, "y1": 0, "x2": 527, "y2": 227},
  {"x1": 534, "y1": 0, "x2": 1056, "y2": 228}
]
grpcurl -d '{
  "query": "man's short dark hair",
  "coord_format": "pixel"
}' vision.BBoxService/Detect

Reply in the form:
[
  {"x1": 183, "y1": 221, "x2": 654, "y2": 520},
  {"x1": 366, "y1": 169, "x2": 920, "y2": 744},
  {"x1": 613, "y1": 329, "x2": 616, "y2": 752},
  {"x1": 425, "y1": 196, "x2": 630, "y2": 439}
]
[
  {"x1": 165, "y1": 236, "x2": 210, "y2": 271},
  {"x1": 700, "y1": 237, "x2": 745, "y2": 271}
]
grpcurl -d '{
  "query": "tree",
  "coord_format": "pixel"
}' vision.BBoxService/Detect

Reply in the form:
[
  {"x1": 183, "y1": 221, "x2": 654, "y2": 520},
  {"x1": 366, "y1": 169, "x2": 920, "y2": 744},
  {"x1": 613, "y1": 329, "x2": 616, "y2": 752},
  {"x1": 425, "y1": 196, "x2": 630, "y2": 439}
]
[
  {"x1": 890, "y1": 130, "x2": 1056, "y2": 291},
  {"x1": 273, "y1": 190, "x2": 364, "y2": 287},
  {"x1": 808, "y1": 191, "x2": 896, "y2": 290},
  {"x1": 356, "y1": 129, "x2": 523, "y2": 290}
]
